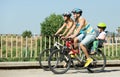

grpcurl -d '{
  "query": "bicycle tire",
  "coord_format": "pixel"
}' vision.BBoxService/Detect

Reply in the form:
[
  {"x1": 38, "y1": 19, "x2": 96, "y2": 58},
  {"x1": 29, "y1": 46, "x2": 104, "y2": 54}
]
[
  {"x1": 87, "y1": 49, "x2": 106, "y2": 73},
  {"x1": 48, "y1": 49, "x2": 71, "y2": 74},
  {"x1": 38, "y1": 48, "x2": 51, "y2": 71},
  {"x1": 38, "y1": 46, "x2": 58, "y2": 71}
]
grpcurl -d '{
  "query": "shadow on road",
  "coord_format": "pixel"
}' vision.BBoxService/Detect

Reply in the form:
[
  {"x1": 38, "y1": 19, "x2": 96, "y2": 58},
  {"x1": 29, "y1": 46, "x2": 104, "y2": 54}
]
[
  {"x1": 103, "y1": 69, "x2": 120, "y2": 73},
  {"x1": 65, "y1": 67, "x2": 120, "y2": 74}
]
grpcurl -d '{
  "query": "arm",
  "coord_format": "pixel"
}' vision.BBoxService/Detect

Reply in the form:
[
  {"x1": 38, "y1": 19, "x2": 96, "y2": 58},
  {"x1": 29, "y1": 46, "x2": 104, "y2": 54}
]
[
  {"x1": 55, "y1": 23, "x2": 66, "y2": 35},
  {"x1": 62, "y1": 27, "x2": 69, "y2": 36}
]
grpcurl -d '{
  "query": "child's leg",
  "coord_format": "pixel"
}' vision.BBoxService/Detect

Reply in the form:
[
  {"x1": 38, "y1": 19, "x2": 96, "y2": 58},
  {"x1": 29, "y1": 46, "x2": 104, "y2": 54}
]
[
  {"x1": 93, "y1": 40, "x2": 99, "y2": 51},
  {"x1": 90, "y1": 40, "x2": 98, "y2": 54}
]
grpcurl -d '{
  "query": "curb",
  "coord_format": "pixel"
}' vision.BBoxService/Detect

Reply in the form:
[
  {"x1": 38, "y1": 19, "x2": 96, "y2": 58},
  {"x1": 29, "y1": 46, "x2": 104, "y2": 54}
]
[{"x1": 0, "y1": 60, "x2": 120, "y2": 68}]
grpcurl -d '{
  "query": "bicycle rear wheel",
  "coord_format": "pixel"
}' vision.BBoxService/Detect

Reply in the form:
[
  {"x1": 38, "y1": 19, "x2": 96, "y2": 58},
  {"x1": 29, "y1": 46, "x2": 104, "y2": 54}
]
[
  {"x1": 87, "y1": 49, "x2": 106, "y2": 73},
  {"x1": 48, "y1": 49, "x2": 71, "y2": 74}
]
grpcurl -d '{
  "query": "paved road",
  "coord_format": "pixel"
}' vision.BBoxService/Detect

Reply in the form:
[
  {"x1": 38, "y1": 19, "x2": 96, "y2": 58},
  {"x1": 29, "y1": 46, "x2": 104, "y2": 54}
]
[{"x1": 0, "y1": 67, "x2": 120, "y2": 77}]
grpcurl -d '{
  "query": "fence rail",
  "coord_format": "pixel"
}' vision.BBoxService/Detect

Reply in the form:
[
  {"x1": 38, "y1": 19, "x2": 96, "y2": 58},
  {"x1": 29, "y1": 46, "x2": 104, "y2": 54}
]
[{"x1": 0, "y1": 34, "x2": 120, "y2": 61}]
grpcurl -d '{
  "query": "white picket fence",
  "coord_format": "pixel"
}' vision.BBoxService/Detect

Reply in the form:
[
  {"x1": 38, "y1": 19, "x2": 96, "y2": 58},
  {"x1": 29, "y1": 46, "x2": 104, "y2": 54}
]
[{"x1": 0, "y1": 34, "x2": 120, "y2": 59}]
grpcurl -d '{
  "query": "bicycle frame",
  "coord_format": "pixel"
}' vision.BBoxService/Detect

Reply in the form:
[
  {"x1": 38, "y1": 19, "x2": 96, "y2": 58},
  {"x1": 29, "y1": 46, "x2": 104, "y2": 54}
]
[
  {"x1": 54, "y1": 42, "x2": 63, "y2": 49},
  {"x1": 64, "y1": 39, "x2": 86, "y2": 63}
]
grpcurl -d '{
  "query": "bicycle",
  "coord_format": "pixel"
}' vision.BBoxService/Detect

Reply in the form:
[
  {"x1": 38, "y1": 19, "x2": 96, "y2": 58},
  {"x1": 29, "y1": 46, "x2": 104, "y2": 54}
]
[
  {"x1": 48, "y1": 38, "x2": 106, "y2": 74},
  {"x1": 38, "y1": 35, "x2": 63, "y2": 71}
]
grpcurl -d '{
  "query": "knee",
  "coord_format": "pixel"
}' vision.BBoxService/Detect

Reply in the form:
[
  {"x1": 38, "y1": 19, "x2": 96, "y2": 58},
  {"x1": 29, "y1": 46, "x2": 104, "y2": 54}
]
[
  {"x1": 80, "y1": 43, "x2": 84, "y2": 48},
  {"x1": 74, "y1": 37, "x2": 78, "y2": 43}
]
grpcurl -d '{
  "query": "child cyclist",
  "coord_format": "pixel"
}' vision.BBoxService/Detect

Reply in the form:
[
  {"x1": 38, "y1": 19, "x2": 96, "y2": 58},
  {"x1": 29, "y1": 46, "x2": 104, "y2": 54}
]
[{"x1": 90, "y1": 22, "x2": 107, "y2": 54}]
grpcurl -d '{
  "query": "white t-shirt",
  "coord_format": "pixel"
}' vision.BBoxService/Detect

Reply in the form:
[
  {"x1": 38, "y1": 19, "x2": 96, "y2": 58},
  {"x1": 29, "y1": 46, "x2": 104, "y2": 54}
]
[{"x1": 98, "y1": 31, "x2": 106, "y2": 40}]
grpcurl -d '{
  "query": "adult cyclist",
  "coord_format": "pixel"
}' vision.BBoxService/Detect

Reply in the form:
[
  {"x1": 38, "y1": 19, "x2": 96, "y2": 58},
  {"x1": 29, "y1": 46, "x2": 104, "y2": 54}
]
[
  {"x1": 68, "y1": 8, "x2": 96, "y2": 67},
  {"x1": 55, "y1": 12, "x2": 74, "y2": 37}
]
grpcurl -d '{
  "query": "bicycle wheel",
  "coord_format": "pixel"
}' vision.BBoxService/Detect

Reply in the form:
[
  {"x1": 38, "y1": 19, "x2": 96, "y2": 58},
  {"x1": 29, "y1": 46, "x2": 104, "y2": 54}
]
[
  {"x1": 39, "y1": 48, "x2": 51, "y2": 71},
  {"x1": 87, "y1": 49, "x2": 106, "y2": 73},
  {"x1": 48, "y1": 49, "x2": 71, "y2": 74}
]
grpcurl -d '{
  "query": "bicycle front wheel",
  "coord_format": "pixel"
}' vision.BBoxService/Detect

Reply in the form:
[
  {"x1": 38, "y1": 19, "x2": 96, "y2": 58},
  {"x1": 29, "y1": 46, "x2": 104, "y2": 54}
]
[
  {"x1": 39, "y1": 48, "x2": 51, "y2": 71},
  {"x1": 87, "y1": 49, "x2": 106, "y2": 73},
  {"x1": 48, "y1": 49, "x2": 71, "y2": 74}
]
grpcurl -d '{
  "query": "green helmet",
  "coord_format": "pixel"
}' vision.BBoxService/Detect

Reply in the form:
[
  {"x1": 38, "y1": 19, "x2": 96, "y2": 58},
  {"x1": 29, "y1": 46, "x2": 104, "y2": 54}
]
[{"x1": 97, "y1": 22, "x2": 106, "y2": 28}]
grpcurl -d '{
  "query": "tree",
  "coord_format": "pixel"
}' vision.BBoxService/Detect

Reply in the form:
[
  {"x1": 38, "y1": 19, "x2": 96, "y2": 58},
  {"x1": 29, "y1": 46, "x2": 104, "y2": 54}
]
[
  {"x1": 22, "y1": 30, "x2": 32, "y2": 38},
  {"x1": 40, "y1": 13, "x2": 64, "y2": 36}
]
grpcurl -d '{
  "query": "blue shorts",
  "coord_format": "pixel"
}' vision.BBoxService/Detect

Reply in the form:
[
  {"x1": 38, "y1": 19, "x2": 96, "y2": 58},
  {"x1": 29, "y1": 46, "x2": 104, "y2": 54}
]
[{"x1": 81, "y1": 33, "x2": 96, "y2": 46}]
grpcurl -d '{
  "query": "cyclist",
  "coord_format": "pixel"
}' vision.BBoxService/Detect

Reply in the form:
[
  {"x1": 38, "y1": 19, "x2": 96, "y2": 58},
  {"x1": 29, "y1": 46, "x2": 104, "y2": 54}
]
[
  {"x1": 68, "y1": 8, "x2": 96, "y2": 67},
  {"x1": 90, "y1": 22, "x2": 107, "y2": 54},
  {"x1": 55, "y1": 12, "x2": 74, "y2": 37},
  {"x1": 66, "y1": 8, "x2": 85, "y2": 55}
]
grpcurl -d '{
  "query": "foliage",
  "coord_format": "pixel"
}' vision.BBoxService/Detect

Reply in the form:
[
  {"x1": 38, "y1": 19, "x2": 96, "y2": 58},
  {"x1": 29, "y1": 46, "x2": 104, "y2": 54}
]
[
  {"x1": 40, "y1": 13, "x2": 64, "y2": 36},
  {"x1": 22, "y1": 30, "x2": 32, "y2": 38}
]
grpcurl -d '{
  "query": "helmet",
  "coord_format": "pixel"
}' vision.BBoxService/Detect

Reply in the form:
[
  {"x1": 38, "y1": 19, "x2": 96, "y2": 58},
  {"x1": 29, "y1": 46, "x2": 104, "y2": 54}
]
[
  {"x1": 62, "y1": 12, "x2": 71, "y2": 17},
  {"x1": 72, "y1": 8, "x2": 82, "y2": 14},
  {"x1": 97, "y1": 22, "x2": 106, "y2": 28}
]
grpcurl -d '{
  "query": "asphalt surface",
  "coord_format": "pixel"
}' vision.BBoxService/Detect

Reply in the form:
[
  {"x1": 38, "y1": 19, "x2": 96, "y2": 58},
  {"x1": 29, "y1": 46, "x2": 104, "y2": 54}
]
[{"x1": 0, "y1": 67, "x2": 120, "y2": 77}]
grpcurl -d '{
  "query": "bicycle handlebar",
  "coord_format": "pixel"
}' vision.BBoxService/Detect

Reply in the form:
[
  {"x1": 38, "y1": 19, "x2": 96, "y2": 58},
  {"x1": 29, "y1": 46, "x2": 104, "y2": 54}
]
[
  {"x1": 54, "y1": 34, "x2": 59, "y2": 38},
  {"x1": 65, "y1": 38, "x2": 73, "y2": 41},
  {"x1": 53, "y1": 34, "x2": 73, "y2": 42}
]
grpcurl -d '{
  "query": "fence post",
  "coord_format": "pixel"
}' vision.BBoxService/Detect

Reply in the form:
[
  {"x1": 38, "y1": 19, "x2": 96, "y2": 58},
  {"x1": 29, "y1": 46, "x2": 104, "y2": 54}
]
[
  {"x1": 53, "y1": 36, "x2": 55, "y2": 43},
  {"x1": 111, "y1": 37, "x2": 114, "y2": 57},
  {"x1": 49, "y1": 36, "x2": 51, "y2": 49},
  {"x1": 25, "y1": 36, "x2": 28, "y2": 57},
  {"x1": 115, "y1": 37, "x2": 118, "y2": 57},
  {"x1": 0, "y1": 35, "x2": 2, "y2": 58},
  {"x1": 103, "y1": 44, "x2": 106, "y2": 56},
  {"x1": 45, "y1": 36, "x2": 46, "y2": 49},
  {"x1": 40, "y1": 36, "x2": 42, "y2": 52},
  {"x1": 11, "y1": 35, "x2": 13, "y2": 58},
  {"x1": 49, "y1": 36, "x2": 51, "y2": 55},
  {"x1": 30, "y1": 36, "x2": 33, "y2": 58},
  {"x1": 6, "y1": 34, "x2": 8, "y2": 58},
  {"x1": 44, "y1": 36, "x2": 47, "y2": 59},
  {"x1": 108, "y1": 36, "x2": 110, "y2": 56},
  {"x1": 21, "y1": 36, "x2": 23, "y2": 58},
  {"x1": 16, "y1": 35, "x2": 18, "y2": 57},
  {"x1": 35, "y1": 35, "x2": 38, "y2": 58}
]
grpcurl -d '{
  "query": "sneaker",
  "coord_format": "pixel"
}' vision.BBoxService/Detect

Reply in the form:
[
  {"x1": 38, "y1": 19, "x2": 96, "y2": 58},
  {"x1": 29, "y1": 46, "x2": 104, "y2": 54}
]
[
  {"x1": 84, "y1": 58, "x2": 93, "y2": 67},
  {"x1": 70, "y1": 54, "x2": 75, "y2": 58},
  {"x1": 90, "y1": 51, "x2": 96, "y2": 55}
]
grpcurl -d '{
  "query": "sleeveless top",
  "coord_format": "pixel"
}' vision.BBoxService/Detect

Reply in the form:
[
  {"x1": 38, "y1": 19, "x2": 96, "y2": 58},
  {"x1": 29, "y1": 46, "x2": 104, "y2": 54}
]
[{"x1": 76, "y1": 23, "x2": 95, "y2": 34}]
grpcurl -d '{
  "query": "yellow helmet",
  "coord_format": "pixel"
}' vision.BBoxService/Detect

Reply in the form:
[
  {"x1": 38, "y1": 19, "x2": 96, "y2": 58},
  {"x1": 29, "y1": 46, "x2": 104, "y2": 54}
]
[{"x1": 97, "y1": 22, "x2": 106, "y2": 28}]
